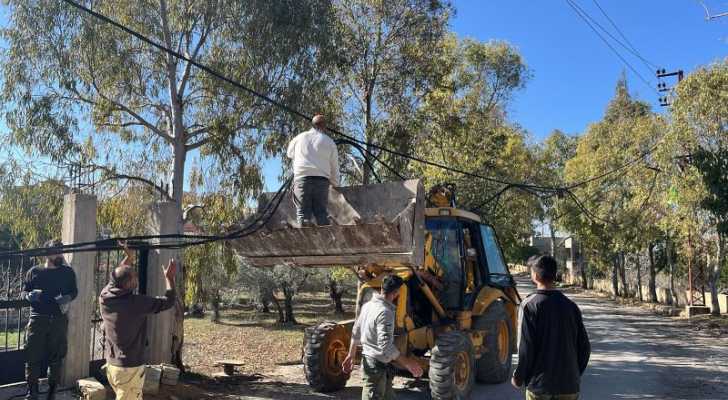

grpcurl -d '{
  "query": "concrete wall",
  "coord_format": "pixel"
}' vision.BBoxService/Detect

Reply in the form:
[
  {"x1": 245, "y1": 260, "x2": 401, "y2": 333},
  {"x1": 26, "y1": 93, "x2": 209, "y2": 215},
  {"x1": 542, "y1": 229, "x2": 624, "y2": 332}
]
[
  {"x1": 511, "y1": 263, "x2": 728, "y2": 314},
  {"x1": 60, "y1": 193, "x2": 97, "y2": 386}
]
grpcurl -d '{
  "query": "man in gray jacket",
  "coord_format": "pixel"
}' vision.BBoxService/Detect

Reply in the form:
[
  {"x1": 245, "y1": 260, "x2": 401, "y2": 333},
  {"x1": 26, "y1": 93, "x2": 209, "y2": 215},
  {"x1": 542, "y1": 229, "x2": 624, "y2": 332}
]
[{"x1": 342, "y1": 275, "x2": 423, "y2": 399}]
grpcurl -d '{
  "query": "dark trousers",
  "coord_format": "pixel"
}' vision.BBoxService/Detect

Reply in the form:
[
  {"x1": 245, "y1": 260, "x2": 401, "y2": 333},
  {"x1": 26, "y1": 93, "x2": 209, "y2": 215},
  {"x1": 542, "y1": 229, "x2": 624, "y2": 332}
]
[
  {"x1": 293, "y1": 176, "x2": 330, "y2": 225},
  {"x1": 361, "y1": 356, "x2": 395, "y2": 400},
  {"x1": 25, "y1": 314, "x2": 68, "y2": 389}
]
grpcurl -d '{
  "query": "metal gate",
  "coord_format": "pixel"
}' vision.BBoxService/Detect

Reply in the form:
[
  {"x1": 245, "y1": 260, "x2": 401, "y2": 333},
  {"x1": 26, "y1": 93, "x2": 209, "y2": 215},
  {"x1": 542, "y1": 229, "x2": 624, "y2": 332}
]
[
  {"x1": 0, "y1": 247, "x2": 148, "y2": 385},
  {"x1": 0, "y1": 256, "x2": 36, "y2": 385}
]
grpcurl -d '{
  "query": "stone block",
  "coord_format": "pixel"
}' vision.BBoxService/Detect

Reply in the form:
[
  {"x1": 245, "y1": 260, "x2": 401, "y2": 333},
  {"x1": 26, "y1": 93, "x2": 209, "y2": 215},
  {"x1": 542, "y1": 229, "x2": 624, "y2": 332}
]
[
  {"x1": 78, "y1": 377, "x2": 106, "y2": 400},
  {"x1": 161, "y1": 363, "x2": 180, "y2": 386},
  {"x1": 685, "y1": 305, "x2": 711, "y2": 318},
  {"x1": 143, "y1": 365, "x2": 162, "y2": 394}
]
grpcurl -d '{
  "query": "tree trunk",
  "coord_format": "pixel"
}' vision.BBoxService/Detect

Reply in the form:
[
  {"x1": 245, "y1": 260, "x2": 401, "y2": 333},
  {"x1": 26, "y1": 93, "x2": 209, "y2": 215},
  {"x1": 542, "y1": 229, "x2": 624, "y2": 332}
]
[
  {"x1": 272, "y1": 295, "x2": 284, "y2": 323},
  {"x1": 618, "y1": 252, "x2": 628, "y2": 297},
  {"x1": 211, "y1": 294, "x2": 220, "y2": 324},
  {"x1": 261, "y1": 301, "x2": 270, "y2": 314},
  {"x1": 550, "y1": 225, "x2": 559, "y2": 279},
  {"x1": 283, "y1": 287, "x2": 296, "y2": 325},
  {"x1": 328, "y1": 279, "x2": 345, "y2": 314},
  {"x1": 635, "y1": 254, "x2": 643, "y2": 302},
  {"x1": 362, "y1": 89, "x2": 374, "y2": 185},
  {"x1": 648, "y1": 243, "x2": 658, "y2": 303},
  {"x1": 159, "y1": 0, "x2": 188, "y2": 371},
  {"x1": 579, "y1": 242, "x2": 588, "y2": 289},
  {"x1": 709, "y1": 235, "x2": 725, "y2": 316},
  {"x1": 666, "y1": 234, "x2": 676, "y2": 306},
  {"x1": 611, "y1": 254, "x2": 619, "y2": 299}
]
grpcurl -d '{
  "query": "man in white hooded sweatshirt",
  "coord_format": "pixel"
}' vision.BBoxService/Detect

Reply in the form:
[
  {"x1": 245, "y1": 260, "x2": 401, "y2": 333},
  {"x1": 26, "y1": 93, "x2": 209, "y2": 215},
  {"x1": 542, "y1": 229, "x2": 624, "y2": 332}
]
[{"x1": 286, "y1": 114, "x2": 339, "y2": 226}]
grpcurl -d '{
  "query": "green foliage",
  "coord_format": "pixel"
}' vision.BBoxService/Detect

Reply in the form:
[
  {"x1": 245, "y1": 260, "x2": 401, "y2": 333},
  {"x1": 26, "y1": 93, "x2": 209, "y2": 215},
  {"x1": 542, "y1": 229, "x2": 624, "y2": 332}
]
[
  {"x1": 409, "y1": 36, "x2": 536, "y2": 259},
  {"x1": 1, "y1": 0, "x2": 337, "y2": 209},
  {"x1": 332, "y1": 0, "x2": 453, "y2": 183},
  {"x1": 0, "y1": 167, "x2": 64, "y2": 249}
]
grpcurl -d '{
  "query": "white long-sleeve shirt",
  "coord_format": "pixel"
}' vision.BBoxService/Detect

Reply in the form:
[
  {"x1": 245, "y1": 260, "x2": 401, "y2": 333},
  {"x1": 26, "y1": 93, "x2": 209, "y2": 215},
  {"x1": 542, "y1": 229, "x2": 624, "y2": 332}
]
[
  {"x1": 286, "y1": 128, "x2": 339, "y2": 186},
  {"x1": 351, "y1": 294, "x2": 400, "y2": 364}
]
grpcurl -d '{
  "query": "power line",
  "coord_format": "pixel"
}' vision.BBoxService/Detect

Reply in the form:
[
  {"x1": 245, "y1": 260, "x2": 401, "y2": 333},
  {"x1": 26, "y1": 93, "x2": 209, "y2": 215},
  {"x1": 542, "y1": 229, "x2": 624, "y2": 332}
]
[
  {"x1": 590, "y1": 0, "x2": 659, "y2": 72},
  {"x1": 565, "y1": 0, "x2": 660, "y2": 95},
  {"x1": 55, "y1": 0, "x2": 666, "y2": 226},
  {"x1": 57, "y1": 0, "x2": 569, "y2": 193}
]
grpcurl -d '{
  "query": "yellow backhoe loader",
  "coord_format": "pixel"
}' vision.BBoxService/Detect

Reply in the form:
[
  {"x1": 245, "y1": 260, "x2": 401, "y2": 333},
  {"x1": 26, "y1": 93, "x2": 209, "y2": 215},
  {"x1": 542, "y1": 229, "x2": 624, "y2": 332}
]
[{"x1": 231, "y1": 180, "x2": 521, "y2": 399}]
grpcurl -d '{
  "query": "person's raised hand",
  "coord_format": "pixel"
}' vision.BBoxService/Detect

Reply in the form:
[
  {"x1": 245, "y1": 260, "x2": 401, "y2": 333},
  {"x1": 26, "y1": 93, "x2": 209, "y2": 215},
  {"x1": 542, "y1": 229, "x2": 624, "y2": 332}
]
[
  {"x1": 163, "y1": 258, "x2": 177, "y2": 282},
  {"x1": 341, "y1": 353, "x2": 354, "y2": 374}
]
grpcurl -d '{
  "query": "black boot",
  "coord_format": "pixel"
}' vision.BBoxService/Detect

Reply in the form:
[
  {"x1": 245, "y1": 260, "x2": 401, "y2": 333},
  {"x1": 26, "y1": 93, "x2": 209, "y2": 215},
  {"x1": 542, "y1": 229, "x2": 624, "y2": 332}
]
[
  {"x1": 24, "y1": 381, "x2": 39, "y2": 400},
  {"x1": 46, "y1": 384, "x2": 56, "y2": 400}
]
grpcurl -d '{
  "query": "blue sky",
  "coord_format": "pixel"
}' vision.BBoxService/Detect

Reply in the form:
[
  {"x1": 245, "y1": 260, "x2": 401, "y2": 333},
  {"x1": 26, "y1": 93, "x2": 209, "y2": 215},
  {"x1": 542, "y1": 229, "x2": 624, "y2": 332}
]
[
  {"x1": 262, "y1": 1, "x2": 726, "y2": 190},
  {"x1": 451, "y1": 0, "x2": 726, "y2": 140},
  {"x1": 0, "y1": 2, "x2": 725, "y2": 192}
]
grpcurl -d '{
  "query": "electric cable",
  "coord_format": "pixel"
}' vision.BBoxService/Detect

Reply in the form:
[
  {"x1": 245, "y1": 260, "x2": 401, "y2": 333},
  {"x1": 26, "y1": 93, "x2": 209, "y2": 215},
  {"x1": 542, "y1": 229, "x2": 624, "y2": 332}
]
[
  {"x1": 565, "y1": 0, "x2": 660, "y2": 95},
  {"x1": 590, "y1": 0, "x2": 659, "y2": 71}
]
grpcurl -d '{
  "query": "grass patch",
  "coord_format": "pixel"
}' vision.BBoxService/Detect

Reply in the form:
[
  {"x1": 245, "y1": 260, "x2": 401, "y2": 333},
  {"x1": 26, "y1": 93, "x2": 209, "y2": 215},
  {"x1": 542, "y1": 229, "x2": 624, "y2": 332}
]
[{"x1": 0, "y1": 329, "x2": 26, "y2": 349}]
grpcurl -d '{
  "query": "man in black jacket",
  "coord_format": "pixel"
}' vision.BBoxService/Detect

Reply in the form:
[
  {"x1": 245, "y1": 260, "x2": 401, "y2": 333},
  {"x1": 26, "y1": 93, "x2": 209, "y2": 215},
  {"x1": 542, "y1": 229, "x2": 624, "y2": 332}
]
[
  {"x1": 22, "y1": 239, "x2": 78, "y2": 400},
  {"x1": 512, "y1": 255, "x2": 591, "y2": 400},
  {"x1": 99, "y1": 243, "x2": 176, "y2": 400}
]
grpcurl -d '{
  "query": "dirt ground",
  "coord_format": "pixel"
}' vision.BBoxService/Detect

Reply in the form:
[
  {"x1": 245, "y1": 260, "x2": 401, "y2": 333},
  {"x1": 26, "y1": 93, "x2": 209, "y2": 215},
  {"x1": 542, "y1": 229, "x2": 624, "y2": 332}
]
[{"x1": 169, "y1": 276, "x2": 728, "y2": 400}]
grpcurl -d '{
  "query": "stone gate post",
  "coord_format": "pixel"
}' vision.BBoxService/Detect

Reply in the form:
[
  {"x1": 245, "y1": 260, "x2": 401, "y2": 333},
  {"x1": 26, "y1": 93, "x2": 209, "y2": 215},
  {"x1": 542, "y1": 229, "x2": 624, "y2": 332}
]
[
  {"x1": 60, "y1": 193, "x2": 97, "y2": 386},
  {"x1": 145, "y1": 202, "x2": 180, "y2": 364}
]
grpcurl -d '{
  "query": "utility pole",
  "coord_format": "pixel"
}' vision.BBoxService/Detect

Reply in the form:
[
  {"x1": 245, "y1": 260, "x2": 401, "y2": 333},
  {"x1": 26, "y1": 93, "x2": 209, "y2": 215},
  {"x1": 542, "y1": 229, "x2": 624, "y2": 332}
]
[{"x1": 656, "y1": 68, "x2": 684, "y2": 107}]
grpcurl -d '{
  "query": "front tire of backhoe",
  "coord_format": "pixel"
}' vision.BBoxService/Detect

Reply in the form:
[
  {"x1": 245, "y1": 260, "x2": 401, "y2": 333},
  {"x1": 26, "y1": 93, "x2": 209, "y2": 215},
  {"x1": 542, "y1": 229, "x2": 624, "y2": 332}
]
[
  {"x1": 303, "y1": 322, "x2": 351, "y2": 392},
  {"x1": 429, "y1": 331, "x2": 476, "y2": 400},
  {"x1": 474, "y1": 300, "x2": 513, "y2": 383}
]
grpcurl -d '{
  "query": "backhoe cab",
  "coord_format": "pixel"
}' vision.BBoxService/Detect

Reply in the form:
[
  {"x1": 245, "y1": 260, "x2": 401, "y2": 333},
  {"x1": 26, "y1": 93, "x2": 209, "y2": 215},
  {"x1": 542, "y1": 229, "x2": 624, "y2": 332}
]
[{"x1": 232, "y1": 180, "x2": 521, "y2": 399}]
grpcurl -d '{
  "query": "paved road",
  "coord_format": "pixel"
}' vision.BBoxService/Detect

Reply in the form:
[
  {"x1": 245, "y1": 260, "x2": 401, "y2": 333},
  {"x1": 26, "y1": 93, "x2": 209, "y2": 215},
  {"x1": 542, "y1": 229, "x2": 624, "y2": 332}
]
[
  {"x1": 379, "y1": 275, "x2": 728, "y2": 400},
  {"x1": 470, "y1": 276, "x2": 728, "y2": 400}
]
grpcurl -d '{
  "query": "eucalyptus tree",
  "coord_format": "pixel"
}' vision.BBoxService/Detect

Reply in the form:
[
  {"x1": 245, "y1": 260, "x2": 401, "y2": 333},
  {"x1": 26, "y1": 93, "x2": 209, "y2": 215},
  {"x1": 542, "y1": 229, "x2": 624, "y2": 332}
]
[
  {"x1": 669, "y1": 61, "x2": 728, "y2": 315},
  {"x1": 409, "y1": 37, "x2": 535, "y2": 259},
  {"x1": 331, "y1": 0, "x2": 452, "y2": 183},
  {"x1": 2, "y1": 0, "x2": 336, "y2": 366}
]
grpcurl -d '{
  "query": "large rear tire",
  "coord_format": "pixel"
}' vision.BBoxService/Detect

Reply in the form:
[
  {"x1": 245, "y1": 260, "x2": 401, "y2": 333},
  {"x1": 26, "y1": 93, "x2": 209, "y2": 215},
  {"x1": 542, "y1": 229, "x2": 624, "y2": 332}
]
[
  {"x1": 474, "y1": 300, "x2": 513, "y2": 383},
  {"x1": 429, "y1": 331, "x2": 476, "y2": 400},
  {"x1": 302, "y1": 322, "x2": 351, "y2": 392}
]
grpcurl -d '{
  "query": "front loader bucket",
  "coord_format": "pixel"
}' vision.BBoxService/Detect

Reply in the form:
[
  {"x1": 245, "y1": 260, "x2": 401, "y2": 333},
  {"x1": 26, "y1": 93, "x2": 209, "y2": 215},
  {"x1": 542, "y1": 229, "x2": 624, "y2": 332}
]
[{"x1": 231, "y1": 179, "x2": 425, "y2": 268}]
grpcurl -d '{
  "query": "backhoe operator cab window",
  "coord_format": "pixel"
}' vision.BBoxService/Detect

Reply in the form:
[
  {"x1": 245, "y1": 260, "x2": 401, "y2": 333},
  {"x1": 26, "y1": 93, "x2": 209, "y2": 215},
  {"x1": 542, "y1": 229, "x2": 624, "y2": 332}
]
[
  {"x1": 480, "y1": 224, "x2": 510, "y2": 286},
  {"x1": 425, "y1": 218, "x2": 463, "y2": 310}
]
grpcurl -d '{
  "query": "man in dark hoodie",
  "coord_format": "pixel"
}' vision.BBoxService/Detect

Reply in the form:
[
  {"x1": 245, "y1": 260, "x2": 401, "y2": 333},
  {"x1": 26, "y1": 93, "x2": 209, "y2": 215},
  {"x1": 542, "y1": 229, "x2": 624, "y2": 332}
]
[
  {"x1": 512, "y1": 255, "x2": 591, "y2": 400},
  {"x1": 99, "y1": 243, "x2": 176, "y2": 400},
  {"x1": 22, "y1": 239, "x2": 78, "y2": 400}
]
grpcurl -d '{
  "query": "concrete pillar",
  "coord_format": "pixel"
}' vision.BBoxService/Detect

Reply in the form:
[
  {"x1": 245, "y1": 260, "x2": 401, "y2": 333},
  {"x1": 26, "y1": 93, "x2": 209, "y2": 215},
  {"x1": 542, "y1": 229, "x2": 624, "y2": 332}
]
[
  {"x1": 145, "y1": 202, "x2": 180, "y2": 364},
  {"x1": 60, "y1": 193, "x2": 97, "y2": 386}
]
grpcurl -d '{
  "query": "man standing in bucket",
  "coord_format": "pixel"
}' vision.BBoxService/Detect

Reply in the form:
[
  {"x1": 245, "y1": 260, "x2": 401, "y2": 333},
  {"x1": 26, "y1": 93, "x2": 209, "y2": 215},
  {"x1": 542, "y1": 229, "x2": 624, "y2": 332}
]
[
  {"x1": 287, "y1": 114, "x2": 340, "y2": 227},
  {"x1": 22, "y1": 239, "x2": 78, "y2": 400}
]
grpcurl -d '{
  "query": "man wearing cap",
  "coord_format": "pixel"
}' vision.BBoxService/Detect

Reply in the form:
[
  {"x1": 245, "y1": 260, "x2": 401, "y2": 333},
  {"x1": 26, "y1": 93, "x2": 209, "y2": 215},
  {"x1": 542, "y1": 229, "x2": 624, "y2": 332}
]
[
  {"x1": 286, "y1": 114, "x2": 340, "y2": 227},
  {"x1": 21, "y1": 239, "x2": 78, "y2": 400},
  {"x1": 342, "y1": 275, "x2": 423, "y2": 399},
  {"x1": 99, "y1": 243, "x2": 177, "y2": 400}
]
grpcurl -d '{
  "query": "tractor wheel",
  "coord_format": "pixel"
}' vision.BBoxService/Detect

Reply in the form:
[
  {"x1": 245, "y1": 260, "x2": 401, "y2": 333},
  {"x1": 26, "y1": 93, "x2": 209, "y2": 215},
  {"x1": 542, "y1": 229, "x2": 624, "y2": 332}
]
[
  {"x1": 429, "y1": 331, "x2": 476, "y2": 400},
  {"x1": 474, "y1": 300, "x2": 513, "y2": 383},
  {"x1": 302, "y1": 322, "x2": 351, "y2": 392}
]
